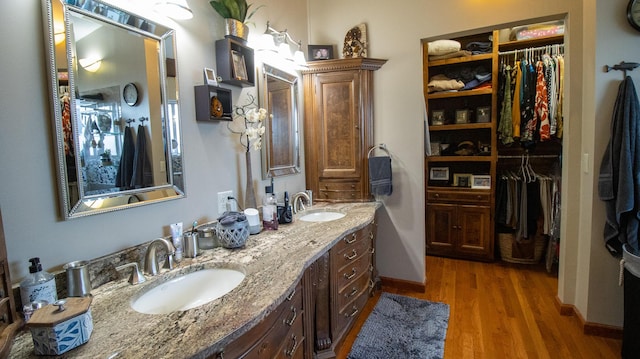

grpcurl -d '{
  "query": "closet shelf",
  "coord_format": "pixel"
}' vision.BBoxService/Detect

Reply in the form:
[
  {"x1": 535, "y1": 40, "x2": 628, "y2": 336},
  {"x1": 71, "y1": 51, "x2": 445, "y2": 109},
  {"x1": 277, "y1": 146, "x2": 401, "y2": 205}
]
[
  {"x1": 427, "y1": 88, "x2": 493, "y2": 99},
  {"x1": 426, "y1": 156, "x2": 493, "y2": 163},
  {"x1": 429, "y1": 123, "x2": 492, "y2": 131},
  {"x1": 427, "y1": 53, "x2": 494, "y2": 67},
  {"x1": 498, "y1": 35, "x2": 564, "y2": 51}
]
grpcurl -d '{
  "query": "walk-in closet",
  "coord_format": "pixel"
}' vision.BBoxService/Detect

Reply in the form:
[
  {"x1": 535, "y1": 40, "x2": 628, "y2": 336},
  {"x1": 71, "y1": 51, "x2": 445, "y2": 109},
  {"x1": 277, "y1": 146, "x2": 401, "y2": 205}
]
[{"x1": 423, "y1": 19, "x2": 565, "y2": 272}]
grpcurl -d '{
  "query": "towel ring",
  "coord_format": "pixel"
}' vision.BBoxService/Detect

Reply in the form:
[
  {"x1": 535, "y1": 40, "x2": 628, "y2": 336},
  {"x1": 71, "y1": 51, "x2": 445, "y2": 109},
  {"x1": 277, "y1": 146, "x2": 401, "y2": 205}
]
[{"x1": 367, "y1": 143, "x2": 390, "y2": 159}]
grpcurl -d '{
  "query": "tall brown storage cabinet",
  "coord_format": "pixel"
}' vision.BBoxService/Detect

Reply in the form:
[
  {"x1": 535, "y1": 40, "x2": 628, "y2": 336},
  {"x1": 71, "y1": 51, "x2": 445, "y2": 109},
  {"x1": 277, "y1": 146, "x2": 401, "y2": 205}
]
[{"x1": 302, "y1": 58, "x2": 386, "y2": 202}]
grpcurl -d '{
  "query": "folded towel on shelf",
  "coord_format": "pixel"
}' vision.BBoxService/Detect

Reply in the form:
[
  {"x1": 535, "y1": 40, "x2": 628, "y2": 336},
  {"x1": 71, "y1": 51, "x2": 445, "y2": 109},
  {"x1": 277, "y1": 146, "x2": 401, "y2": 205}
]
[{"x1": 369, "y1": 156, "x2": 393, "y2": 196}]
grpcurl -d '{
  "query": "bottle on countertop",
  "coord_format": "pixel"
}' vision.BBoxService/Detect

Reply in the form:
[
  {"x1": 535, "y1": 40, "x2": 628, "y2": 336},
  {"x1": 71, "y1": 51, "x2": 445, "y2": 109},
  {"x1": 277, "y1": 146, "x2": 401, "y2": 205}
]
[
  {"x1": 19, "y1": 257, "x2": 58, "y2": 308},
  {"x1": 262, "y1": 182, "x2": 278, "y2": 230}
]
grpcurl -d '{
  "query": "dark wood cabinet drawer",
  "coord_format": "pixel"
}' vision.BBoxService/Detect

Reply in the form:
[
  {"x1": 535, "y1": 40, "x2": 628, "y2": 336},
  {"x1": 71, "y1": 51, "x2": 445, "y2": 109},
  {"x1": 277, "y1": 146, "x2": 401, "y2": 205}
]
[
  {"x1": 220, "y1": 282, "x2": 303, "y2": 358},
  {"x1": 333, "y1": 226, "x2": 370, "y2": 255},
  {"x1": 333, "y1": 238, "x2": 370, "y2": 271},
  {"x1": 336, "y1": 254, "x2": 371, "y2": 293},
  {"x1": 335, "y1": 290, "x2": 369, "y2": 336},
  {"x1": 274, "y1": 315, "x2": 305, "y2": 359},
  {"x1": 337, "y1": 269, "x2": 372, "y2": 312},
  {"x1": 318, "y1": 181, "x2": 361, "y2": 191},
  {"x1": 318, "y1": 190, "x2": 360, "y2": 201},
  {"x1": 427, "y1": 190, "x2": 490, "y2": 204}
]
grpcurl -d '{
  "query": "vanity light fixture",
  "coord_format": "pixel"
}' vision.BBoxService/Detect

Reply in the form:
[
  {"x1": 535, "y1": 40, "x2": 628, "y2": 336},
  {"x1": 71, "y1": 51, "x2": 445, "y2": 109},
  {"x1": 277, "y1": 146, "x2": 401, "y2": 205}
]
[
  {"x1": 154, "y1": 0, "x2": 193, "y2": 20},
  {"x1": 79, "y1": 56, "x2": 103, "y2": 73},
  {"x1": 258, "y1": 21, "x2": 306, "y2": 66}
]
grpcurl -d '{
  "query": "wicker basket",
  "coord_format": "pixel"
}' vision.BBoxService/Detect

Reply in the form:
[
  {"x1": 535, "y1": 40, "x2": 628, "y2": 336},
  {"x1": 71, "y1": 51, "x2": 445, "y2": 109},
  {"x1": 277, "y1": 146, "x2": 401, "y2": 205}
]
[
  {"x1": 215, "y1": 219, "x2": 249, "y2": 249},
  {"x1": 498, "y1": 233, "x2": 547, "y2": 264}
]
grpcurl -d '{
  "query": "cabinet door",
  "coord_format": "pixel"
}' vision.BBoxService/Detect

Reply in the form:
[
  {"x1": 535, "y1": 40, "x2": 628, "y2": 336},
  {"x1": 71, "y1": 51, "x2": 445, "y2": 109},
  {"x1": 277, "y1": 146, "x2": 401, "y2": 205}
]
[
  {"x1": 426, "y1": 203, "x2": 456, "y2": 255},
  {"x1": 313, "y1": 71, "x2": 361, "y2": 179},
  {"x1": 456, "y1": 204, "x2": 492, "y2": 258}
]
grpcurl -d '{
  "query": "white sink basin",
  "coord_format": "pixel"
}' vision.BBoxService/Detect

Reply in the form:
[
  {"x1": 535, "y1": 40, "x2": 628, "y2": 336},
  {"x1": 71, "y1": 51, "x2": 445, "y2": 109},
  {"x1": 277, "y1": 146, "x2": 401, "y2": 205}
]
[
  {"x1": 131, "y1": 268, "x2": 245, "y2": 314},
  {"x1": 299, "y1": 210, "x2": 345, "y2": 222}
]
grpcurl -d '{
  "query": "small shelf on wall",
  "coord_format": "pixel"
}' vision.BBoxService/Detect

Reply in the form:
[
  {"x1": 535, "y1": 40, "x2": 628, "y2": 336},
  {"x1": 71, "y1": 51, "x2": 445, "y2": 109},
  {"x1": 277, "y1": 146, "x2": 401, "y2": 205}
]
[
  {"x1": 194, "y1": 85, "x2": 233, "y2": 121},
  {"x1": 215, "y1": 37, "x2": 255, "y2": 87}
]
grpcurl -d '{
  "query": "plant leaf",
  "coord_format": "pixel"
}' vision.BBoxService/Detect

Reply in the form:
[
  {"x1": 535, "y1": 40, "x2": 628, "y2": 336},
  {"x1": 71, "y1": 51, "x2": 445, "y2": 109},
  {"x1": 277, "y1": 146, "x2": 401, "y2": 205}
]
[
  {"x1": 209, "y1": 0, "x2": 231, "y2": 19},
  {"x1": 236, "y1": 0, "x2": 247, "y2": 22},
  {"x1": 221, "y1": 0, "x2": 241, "y2": 21},
  {"x1": 245, "y1": 4, "x2": 265, "y2": 22}
]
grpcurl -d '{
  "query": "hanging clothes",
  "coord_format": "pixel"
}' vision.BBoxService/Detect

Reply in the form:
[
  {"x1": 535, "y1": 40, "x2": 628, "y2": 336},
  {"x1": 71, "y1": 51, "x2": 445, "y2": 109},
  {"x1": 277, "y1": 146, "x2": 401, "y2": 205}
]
[
  {"x1": 498, "y1": 64, "x2": 514, "y2": 145},
  {"x1": 116, "y1": 125, "x2": 135, "y2": 189},
  {"x1": 534, "y1": 60, "x2": 551, "y2": 141},
  {"x1": 131, "y1": 124, "x2": 153, "y2": 188},
  {"x1": 497, "y1": 46, "x2": 564, "y2": 147},
  {"x1": 598, "y1": 76, "x2": 640, "y2": 257}
]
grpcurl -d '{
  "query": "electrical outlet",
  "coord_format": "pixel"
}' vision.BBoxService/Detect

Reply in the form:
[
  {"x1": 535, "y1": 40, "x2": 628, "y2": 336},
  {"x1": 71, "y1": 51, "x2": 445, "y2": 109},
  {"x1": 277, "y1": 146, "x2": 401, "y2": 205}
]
[{"x1": 217, "y1": 190, "x2": 233, "y2": 214}]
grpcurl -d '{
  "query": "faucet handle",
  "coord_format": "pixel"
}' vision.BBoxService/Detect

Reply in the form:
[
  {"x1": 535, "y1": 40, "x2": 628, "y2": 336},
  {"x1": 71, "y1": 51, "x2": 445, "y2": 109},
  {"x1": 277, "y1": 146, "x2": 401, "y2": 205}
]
[
  {"x1": 116, "y1": 262, "x2": 147, "y2": 285},
  {"x1": 163, "y1": 253, "x2": 175, "y2": 270}
]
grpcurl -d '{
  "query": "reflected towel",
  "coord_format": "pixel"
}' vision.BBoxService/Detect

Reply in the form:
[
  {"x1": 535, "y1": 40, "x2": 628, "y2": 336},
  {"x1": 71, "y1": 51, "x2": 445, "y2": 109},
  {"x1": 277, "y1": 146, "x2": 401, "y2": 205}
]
[
  {"x1": 131, "y1": 124, "x2": 153, "y2": 188},
  {"x1": 369, "y1": 156, "x2": 392, "y2": 196},
  {"x1": 116, "y1": 126, "x2": 135, "y2": 189}
]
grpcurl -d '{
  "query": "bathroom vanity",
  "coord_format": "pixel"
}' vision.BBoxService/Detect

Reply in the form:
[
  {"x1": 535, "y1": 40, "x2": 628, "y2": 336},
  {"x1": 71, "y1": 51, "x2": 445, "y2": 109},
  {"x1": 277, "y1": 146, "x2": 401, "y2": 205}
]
[{"x1": 8, "y1": 202, "x2": 379, "y2": 358}]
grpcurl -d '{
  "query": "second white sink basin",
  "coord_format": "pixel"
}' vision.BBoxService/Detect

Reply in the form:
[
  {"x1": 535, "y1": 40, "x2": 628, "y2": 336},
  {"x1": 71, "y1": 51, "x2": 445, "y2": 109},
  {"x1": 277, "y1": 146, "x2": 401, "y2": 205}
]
[
  {"x1": 131, "y1": 268, "x2": 245, "y2": 314},
  {"x1": 299, "y1": 210, "x2": 345, "y2": 222}
]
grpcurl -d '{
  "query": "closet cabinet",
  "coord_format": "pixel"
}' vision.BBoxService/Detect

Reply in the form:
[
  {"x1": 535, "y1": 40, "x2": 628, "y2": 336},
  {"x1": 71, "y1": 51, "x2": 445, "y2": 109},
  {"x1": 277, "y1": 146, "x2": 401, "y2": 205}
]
[
  {"x1": 302, "y1": 58, "x2": 386, "y2": 202},
  {"x1": 423, "y1": 31, "x2": 499, "y2": 261},
  {"x1": 426, "y1": 191, "x2": 492, "y2": 259}
]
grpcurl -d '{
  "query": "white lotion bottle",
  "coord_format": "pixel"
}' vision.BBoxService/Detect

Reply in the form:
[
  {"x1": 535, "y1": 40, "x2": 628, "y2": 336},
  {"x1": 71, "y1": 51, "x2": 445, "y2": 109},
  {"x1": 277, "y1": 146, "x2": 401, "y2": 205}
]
[
  {"x1": 19, "y1": 257, "x2": 57, "y2": 308},
  {"x1": 170, "y1": 222, "x2": 183, "y2": 261}
]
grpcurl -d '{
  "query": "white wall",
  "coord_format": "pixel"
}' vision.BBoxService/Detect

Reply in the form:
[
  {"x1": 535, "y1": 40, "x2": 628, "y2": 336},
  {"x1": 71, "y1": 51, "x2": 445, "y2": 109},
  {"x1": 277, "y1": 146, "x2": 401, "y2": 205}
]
[{"x1": 0, "y1": 0, "x2": 307, "y2": 280}]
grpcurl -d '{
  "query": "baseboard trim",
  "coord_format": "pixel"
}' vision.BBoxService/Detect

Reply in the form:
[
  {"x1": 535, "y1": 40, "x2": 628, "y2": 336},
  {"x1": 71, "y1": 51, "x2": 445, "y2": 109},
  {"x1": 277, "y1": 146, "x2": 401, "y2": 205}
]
[
  {"x1": 555, "y1": 296, "x2": 623, "y2": 339},
  {"x1": 554, "y1": 295, "x2": 575, "y2": 316},
  {"x1": 380, "y1": 276, "x2": 426, "y2": 292}
]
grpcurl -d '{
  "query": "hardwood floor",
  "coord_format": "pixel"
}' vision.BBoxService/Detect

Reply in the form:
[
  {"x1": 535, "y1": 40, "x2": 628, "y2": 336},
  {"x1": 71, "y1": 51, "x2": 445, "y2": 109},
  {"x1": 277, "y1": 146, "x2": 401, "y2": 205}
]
[{"x1": 337, "y1": 256, "x2": 622, "y2": 359}]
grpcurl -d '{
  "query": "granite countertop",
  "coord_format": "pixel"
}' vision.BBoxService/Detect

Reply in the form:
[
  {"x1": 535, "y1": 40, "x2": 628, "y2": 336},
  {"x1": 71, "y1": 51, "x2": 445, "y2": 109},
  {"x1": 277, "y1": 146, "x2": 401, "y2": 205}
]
[{"x1": 9, "y1": 202, "x2": 379, "y2": 359}]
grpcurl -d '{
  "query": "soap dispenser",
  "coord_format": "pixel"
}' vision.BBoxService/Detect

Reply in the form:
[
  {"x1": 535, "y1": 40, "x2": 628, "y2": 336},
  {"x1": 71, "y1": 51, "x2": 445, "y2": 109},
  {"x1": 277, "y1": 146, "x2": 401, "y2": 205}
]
[
  {"x1": 20, "y1": 257, "x2": 58, "y2": 308},
  {"x1": 262, "y1": 182, "x2": 278, "y2": 230}
]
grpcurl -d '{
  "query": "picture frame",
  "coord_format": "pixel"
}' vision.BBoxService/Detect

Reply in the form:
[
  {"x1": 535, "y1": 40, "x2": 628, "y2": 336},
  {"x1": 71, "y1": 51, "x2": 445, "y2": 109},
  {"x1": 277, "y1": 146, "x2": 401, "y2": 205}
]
[
  {"x1": 471, "y1": 175, "x2": 491, "y2": 189},
  {"x1": 429, "y1": 142, "x2": 441, "y2": 156},
  {"x1": 429, "y1": 167, "x2": 450, "y2": 181},
  {"x1": 453, "y1": 173, "x2": 472, "y2": 187},
  {"x1": 308, "y1": 45, "x2": 334, "y2": 61},
  {"x1": 231, "y1": 50, "x2": 248, "y2": 81},
  {"x1": 203, "y1": 67, "x2": 218, "y2": 86},
  {"x1": 455, "y1": 109, "x2": 471, "y2": 124},
  {"x1": 431, "y1": 110, "x2": 445, "y2": 126},
  {"x1": 476, "y1": 106, "x2": 491, "y2": 123}
]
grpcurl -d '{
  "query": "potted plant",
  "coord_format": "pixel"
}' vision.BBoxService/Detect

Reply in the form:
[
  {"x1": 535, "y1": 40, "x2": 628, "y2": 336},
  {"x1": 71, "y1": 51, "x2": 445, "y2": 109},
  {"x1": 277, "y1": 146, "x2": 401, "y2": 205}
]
[{"x1": 209, "y1": 0, "x2": 264, "y2": 41}]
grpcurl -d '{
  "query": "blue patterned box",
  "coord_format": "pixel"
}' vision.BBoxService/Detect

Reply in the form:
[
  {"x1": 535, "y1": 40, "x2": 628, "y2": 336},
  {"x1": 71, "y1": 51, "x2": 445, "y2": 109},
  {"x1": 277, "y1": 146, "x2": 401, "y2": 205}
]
[{"x1": 27, "y1": 297, "x2": 93, "y2": 355}]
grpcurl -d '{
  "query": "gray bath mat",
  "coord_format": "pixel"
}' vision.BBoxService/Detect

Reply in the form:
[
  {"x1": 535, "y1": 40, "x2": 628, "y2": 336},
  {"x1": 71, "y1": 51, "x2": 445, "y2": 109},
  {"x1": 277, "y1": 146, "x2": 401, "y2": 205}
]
[{"x1": 348, "y1": 292, "x2": 449, "y2": 359}]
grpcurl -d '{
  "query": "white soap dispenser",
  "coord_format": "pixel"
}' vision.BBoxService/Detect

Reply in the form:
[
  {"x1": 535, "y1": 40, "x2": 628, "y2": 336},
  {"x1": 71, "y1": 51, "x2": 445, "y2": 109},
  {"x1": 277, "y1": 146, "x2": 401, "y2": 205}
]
[{"x1": 20, "y1": 257, "x2": 58, "y2": 308}]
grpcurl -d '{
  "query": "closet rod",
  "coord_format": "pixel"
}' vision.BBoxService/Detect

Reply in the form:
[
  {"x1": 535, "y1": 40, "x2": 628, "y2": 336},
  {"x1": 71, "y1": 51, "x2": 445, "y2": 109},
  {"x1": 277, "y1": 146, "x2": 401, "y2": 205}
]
[
  {"x1": 498, "y1": 43, "x2": 564, "y2": 56},
  {"x1": 498, "y1": 154, "x2": 559, "y2": 159}
]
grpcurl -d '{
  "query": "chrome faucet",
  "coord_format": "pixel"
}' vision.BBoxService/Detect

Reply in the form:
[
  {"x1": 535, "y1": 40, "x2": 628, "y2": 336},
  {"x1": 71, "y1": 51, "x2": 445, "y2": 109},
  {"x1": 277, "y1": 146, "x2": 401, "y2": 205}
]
[
  {"x1": 144, "y1": 238, "x2": 175, "y2": 276},
  {"x1": 292, "y1": 191, "x2": 312, "y2": 214}
]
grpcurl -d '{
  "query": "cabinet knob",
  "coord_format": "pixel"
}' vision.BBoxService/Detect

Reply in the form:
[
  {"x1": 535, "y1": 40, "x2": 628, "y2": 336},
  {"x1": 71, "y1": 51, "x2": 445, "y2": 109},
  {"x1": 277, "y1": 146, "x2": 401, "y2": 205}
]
[
  {"x1": 477, "y1": 195, "x2": 482, "y2": 200},
  {"x1": 434, "y1": 193, "x2": 440, "y2": 198}
]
